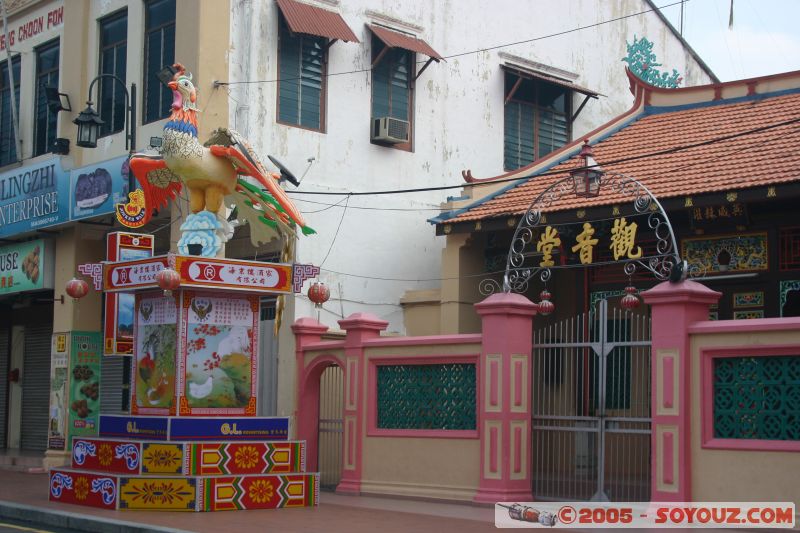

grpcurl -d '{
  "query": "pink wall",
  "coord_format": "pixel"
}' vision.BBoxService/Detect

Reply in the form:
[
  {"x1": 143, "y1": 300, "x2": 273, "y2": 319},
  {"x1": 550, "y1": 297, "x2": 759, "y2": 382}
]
[{"x1": 292, "y1": 293, "x2": 538, "y2": 502}]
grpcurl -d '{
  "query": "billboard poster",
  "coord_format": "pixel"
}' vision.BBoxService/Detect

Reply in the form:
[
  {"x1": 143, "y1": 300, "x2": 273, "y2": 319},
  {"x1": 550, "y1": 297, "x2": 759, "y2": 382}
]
[
  {"x1": 133, "y1": 293, "x2": 177, "y2": 415},
  {"x1": 180, "y1": 292, "x2": 259, "y2": 416},
  {"x1": 67, "y1": 332, "x2": 102, "y2": 445},
  {"x1": 47, "y1": 332, "x2": 69, "y2": 450},
  {"x1": 70, "y1": 155, "x2": 129, "y2": 221},
  {"x1": 0, "y1": 158, "x2": 69, "y2": 239},
  {"x1": 0, "y1": 239, "x2": 54, "y2": 295}
]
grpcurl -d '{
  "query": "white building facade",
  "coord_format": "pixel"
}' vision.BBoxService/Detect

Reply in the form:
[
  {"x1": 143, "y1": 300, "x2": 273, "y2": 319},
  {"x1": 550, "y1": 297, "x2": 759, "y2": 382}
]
[{"x1": 226, "y1": 0, "x2": 715, "y2": 340}]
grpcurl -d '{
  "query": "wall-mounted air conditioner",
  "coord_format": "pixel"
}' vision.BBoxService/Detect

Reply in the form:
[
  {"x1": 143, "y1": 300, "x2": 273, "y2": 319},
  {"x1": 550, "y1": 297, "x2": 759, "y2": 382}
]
[{"x1": 371, "y1": 116, "x2": 409, "y2": 144}]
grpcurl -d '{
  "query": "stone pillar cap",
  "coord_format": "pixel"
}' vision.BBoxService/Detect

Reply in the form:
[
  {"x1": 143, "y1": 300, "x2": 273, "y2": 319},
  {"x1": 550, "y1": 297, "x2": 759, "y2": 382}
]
[
  {"x1": 338, "y1": 312, "x2": 389, "y2": 332},
  {"x1": 642, "y1": 279, "x2": 721, "y2": 305}
]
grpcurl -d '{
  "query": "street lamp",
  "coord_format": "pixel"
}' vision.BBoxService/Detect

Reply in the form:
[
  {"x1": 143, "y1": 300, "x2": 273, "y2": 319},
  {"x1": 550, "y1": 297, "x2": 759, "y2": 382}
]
[
  {"x1": 73, "y1": 75, "x2": 136, "y2": 152},
  {"x1": 570, "y1": 139, "x2": 604, "y2": 198}
]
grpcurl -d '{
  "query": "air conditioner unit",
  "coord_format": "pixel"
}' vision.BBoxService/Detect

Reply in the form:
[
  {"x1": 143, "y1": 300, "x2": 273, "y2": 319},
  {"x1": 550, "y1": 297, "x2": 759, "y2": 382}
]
[{"x1": 371, "y1": 116, "x2": 409, "y2": 144}]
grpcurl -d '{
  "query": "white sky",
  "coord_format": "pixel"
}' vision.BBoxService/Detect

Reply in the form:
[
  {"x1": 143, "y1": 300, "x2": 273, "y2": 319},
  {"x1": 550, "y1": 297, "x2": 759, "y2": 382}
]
[{"x1": 660, "y1": 0, "x2": 800, "y2": 82}]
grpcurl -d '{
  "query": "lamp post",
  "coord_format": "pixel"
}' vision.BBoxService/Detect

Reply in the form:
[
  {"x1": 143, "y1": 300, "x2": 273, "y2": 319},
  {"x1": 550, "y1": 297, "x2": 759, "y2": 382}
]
[
  {"x1": 570, "y1": 139, "x2": 604, "y2": 198},
  {"x1": 73, "y1": 75, "x2": 136, "y2": 191}
]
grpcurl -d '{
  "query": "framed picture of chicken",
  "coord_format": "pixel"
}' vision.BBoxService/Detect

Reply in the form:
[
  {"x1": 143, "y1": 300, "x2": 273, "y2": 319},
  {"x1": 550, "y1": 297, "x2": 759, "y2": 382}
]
[
  {"x1": 132, "y1": 291, "x2": 178, "y2": 416},
  {"x1": 177, "y1": 291, "x2": 259, "y2": 416}
]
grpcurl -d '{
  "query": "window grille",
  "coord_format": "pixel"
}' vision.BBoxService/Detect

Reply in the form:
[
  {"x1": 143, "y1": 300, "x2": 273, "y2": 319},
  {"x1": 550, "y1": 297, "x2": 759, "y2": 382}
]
[
  {"x1": 34, "y1": 40, "x2": 60, "y2": 156},
  {"x1": 0, "y1": 55, "x2": 20, "y2": 166},
  {"x1": 143, "y1": 0, "x2": 175, "y2": 124},
  {"x1": 98, "y1": 10, "x2": 128, "y2": 136},
  {"x1": 376, "y1": 363, "x2": 476, "y2": 430},
  {"x1": 779, "y1": 227, "x2": 800, "y2": 271},
  {"x1": 713, "y1": 355, "x2": 800, "y2": 441}
]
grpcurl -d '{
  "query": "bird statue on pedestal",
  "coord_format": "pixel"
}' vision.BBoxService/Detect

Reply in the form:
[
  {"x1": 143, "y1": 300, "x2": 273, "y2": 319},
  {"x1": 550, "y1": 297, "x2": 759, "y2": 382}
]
[{"x1": 127, "y1": 63, "x2": 314, "y2": 250}]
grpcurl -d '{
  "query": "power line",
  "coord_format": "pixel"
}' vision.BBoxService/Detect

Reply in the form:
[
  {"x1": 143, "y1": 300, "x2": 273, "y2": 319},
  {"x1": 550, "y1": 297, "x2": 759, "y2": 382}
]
[
  {"x1": 217, "y1": 0, "x2": 689, "y2": 86},
  {"x1": 284, "y1": 115, "x2": 800, "y2": 197}
]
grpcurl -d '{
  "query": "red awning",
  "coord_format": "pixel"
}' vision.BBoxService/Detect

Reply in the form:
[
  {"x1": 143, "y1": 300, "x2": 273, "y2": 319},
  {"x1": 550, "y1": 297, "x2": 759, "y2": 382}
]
[
  {"x1": 276, "y1": 0, "x2": 359, "y2": 43},
  {"x1": 367, "y1": 24, "x2": 442, "y2": 61},
  {"x1": 501, "y1": 64, "x2": 602, "y2": 98}
]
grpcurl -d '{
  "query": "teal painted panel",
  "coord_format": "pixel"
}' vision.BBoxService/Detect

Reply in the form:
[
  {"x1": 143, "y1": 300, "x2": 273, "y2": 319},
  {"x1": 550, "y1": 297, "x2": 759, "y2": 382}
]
[
  {"x1": 376, "y1": 363, "x2": 476, "y2": 430},
  {"x1": 714, "y1": 355, "x2": 800, "y2": 440}
]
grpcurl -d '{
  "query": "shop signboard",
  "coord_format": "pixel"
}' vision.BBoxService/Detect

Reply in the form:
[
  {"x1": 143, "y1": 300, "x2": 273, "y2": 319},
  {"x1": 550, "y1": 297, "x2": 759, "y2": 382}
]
[
  {"x1": 70, "y1": 156, "x2": 129, "y2": 221},
  {"x1": 47, "y1": 332, "x2": 69, "y2": 450},
  {"x1": 0, "y1": 239, "x2": 54, "y2": 295},
  {"x1": 67, "y1": 332, "x2": 103, "y2": 446},
  {"x1": 0, "y1": 158, "x2": 70, "y2": 239}
]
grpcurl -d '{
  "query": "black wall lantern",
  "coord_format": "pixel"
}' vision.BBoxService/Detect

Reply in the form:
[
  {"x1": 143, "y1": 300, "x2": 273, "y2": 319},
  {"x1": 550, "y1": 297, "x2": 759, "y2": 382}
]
[{"x1": 72, "y1": 75, "x2": 136, "y2": 151}]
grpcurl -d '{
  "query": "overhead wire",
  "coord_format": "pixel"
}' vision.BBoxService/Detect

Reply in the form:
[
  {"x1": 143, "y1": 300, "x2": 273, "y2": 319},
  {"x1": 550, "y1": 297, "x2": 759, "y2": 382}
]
[{"x1": 282, "y1": 115, "x2": 800, "y2": 197}]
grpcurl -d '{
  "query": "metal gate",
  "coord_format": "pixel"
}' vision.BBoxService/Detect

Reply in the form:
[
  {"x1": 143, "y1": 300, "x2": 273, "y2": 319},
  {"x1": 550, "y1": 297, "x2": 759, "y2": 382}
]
[
  {"x1": 318, "y1": 365, "x2": 343, "y2": 490},
  {"x1": 532, "y1": 299, "x2": 651, "y2": 502}
]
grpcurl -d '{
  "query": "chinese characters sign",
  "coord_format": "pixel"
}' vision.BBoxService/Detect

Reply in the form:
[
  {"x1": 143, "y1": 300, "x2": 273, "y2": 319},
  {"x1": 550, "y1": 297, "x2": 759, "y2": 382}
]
[
  {"x1": 67, "y1": 332, "x2": 102, "y2": 446},
  {"x1": 174, "y1": 256, "x2": 293, "y2": 293},
  {"x1": 534, "y1": 217, "x2": 643, "y2": 267}
]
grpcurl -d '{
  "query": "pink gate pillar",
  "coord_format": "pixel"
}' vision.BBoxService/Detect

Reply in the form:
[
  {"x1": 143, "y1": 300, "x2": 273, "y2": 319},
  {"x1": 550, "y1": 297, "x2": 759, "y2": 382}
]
[
  {"x1": 292, "y1": 317, "x2": 330, "y2": 472},
  {"x1": 336, "y1": 312, "x2": 389, "y2": 495},
  {"x1": 642, "y1": 280, "x2": 720, "y2": 501},
  {"x1": 473, "y1": 292, "x2": 538, "y2": 503}
]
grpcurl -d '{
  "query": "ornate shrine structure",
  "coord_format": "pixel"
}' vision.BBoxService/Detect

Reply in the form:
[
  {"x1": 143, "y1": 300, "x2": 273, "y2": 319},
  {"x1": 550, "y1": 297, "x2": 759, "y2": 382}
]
[{"x1": 49, "y1": 253, "x2": 319, "y2": 511}]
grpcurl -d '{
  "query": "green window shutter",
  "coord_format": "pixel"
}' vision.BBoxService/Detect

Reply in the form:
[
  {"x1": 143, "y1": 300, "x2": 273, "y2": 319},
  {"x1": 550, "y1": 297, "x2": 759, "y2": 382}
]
[
  {"x1": 537, "y1": 109, "x2": 568, "y2": 159},
  {"x1": 371, "y1": 45, "x2": 411, "y2": 122},
  {"x1": 504, "y1": 101, "x2": 535, "y2": 170},
  {"x1": 279, "y1": 24, "x2": 324, "y2": 130},
  {"x1": 372, "y1": 54, "x2": 390, "y2": 118},
  {"x1": 299, "y1": 38, "x2": 323, "y2": 128},
  {"x1": 389, "y1": 48, "x2": 409, "y2": 120}
]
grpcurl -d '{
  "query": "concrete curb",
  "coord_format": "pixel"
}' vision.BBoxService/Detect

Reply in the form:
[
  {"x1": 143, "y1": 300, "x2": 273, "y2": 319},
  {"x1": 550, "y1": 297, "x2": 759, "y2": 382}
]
[{"x1": 0, "y1": 501, "x2": 196, "y2": 533}]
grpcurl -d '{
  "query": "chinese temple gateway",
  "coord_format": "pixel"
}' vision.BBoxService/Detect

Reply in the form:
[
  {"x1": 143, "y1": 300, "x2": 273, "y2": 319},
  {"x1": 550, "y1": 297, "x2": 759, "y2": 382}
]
[{"x1": 434, "y1": 68, "x2": 800, "y2": 323}]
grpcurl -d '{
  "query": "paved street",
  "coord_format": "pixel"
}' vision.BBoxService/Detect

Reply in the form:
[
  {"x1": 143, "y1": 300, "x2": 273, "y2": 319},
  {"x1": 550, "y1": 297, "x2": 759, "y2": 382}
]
[{"x1": 0, "y1": 472, "x2": 497, "y2": 533}]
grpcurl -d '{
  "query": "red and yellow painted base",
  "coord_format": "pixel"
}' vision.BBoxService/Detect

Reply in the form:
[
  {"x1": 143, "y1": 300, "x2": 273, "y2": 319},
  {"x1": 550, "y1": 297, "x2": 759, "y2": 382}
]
[
  {"x1": 49, "y1": 468, "x2": 318, "y2": 512},
  {"x1": 71, "y1": 438, "x2": 305, "y2": 476}
]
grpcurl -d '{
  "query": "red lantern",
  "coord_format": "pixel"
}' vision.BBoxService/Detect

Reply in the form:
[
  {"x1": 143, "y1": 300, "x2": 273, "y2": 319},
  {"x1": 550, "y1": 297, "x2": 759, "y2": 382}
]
[
  {"x1": 538, "y1": 289, "x2": 555, "y2": 316},
  {"x1": 308, "y1": 281, "x2": 330, "y2": 309},
  {"x1": 65, "y1": 278, "x2": 89, "y2": 300},
  {"x1": 156, "y1": 268, "x2": 181, "y2": 293},
  {"x1": 621, "y1": 285, "x2": 641, "y2": 310}
]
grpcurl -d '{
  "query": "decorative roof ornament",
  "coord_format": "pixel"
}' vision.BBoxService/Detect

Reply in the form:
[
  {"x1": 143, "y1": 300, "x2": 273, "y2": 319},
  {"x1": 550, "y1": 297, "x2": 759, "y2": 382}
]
[{"x1": 622, "y1": 36, "x2": 683, "y2": 89}]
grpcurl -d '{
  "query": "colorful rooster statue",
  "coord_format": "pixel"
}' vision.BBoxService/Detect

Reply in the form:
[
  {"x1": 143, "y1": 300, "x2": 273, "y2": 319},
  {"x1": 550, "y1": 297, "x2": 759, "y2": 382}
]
[{"x1": 128, "y1": 63, "x2": 314, "y2": 255}]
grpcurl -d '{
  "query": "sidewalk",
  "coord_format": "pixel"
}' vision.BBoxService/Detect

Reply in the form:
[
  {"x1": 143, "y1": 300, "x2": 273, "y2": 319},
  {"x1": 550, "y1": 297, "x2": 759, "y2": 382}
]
[{"x1": 0, "y1": 471, "x2": 497, "y2": 532}]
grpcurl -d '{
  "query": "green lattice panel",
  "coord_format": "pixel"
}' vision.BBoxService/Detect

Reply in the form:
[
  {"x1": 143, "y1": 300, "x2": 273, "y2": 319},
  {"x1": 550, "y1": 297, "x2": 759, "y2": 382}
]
[
  {"x1": 377, "y1": 364, "x2": 476, "y2": 430},
  {"x1": 713, "y1": 356, "x2": 800, "y2": 440}
]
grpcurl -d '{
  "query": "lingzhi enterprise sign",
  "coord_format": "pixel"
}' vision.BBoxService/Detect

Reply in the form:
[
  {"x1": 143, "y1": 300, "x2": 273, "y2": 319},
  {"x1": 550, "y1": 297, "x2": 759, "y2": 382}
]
[{"x1": 0, "y1": 158, "x2": 69, "y2": 239}]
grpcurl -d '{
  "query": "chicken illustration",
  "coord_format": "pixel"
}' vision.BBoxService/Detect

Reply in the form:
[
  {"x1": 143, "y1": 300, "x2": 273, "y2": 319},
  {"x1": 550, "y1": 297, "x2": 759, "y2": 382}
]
[
  {"x1": 128, "y1": 63, "x2": 314, "y2": 243},
  {"x1": 139, "y1": 352, "x2": 155, "y2": 384},
  {"x1": 188, "y1": 375, "x2": 213, "y2": 399}
]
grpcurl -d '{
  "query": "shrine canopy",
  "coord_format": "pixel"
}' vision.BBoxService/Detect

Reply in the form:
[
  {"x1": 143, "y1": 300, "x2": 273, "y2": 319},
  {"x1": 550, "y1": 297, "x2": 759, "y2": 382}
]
[{"x1": 433, "y1": 68, "x2": 800, "y2": 234}]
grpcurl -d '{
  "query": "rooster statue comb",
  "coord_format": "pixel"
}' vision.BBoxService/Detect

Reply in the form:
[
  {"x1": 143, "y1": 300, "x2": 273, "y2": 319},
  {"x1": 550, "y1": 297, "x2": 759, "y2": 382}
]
[{"x1": 127, "y1": 62, "x2": 314, "y2": 252}]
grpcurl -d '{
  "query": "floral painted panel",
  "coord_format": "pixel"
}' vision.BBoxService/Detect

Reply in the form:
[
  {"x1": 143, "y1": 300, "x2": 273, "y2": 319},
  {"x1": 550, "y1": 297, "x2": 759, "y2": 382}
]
[{"x1": 682, "y1": 232, "x2": 768, "y2": 274}]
